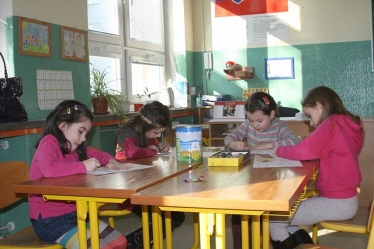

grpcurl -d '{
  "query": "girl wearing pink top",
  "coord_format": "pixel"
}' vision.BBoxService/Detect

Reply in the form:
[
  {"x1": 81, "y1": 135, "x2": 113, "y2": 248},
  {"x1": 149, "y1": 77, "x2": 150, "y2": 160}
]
[
  {"x1": 29, "y1": 100, "x2": 128, "y2": 249},
  {"x1": 270, "y1": 86, "x2": 364, "y2": 249}
]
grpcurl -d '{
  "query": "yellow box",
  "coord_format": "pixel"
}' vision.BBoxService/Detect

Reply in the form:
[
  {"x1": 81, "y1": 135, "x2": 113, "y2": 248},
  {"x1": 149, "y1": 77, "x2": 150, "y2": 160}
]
[{"x1": 208, "y1": 151, "x2": 250, "y2": 167}]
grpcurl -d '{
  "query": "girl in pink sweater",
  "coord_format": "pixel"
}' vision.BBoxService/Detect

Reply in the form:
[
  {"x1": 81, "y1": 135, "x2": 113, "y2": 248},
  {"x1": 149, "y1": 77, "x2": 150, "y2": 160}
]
[
  {"x1": 29, "y1": 100, "x2": 127, "y2": 249},
  {"x1": 270, "y1": 86, "x2": 364, "y2": 249}
]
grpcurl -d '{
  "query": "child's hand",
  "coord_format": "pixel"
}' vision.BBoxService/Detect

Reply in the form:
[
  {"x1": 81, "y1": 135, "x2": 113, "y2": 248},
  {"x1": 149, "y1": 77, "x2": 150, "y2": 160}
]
[
  {"x1": 83, "y1": 158, "x2": 101, "y2": 172},
  {"x1": 158, "y1": 142, "x2": 170, "y2": 152},
  {"x1": 249, "y1": 142, "x2": 272, "y2": 150},
  {"x1": 105, "y1": 159, "x2": 132, "y2": 170},
  {"x1": 230, "y1": 141, "x2": 247, "y2": 150},
  {"x1": 148, "y1": 144, "x2": 159, "y2": 152}
]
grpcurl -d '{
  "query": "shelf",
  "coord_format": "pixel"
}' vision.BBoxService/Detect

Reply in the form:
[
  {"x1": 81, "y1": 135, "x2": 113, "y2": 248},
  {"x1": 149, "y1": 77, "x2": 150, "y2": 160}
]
[{"x1": 224, "y1": 66, "x2": 254, "y2": 80}]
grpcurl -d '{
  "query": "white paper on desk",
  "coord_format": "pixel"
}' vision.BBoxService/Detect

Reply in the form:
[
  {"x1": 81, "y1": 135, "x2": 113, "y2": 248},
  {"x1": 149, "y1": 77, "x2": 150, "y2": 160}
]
[
  {"x1": 251, "y1": 149, "x2": 274, "y2": 155},
  {"x1": 87, "y1": 164, "x2": 154, "y2": 175},
  {"x1": 253, "y1": 154, "x2": 302, "y2": 168}
]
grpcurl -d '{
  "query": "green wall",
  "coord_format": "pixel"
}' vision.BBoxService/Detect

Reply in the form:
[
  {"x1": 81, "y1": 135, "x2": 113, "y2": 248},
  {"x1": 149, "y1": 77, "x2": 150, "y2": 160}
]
[{"x1": 193, "y1": 41, "x2": 374, "y2": 115}]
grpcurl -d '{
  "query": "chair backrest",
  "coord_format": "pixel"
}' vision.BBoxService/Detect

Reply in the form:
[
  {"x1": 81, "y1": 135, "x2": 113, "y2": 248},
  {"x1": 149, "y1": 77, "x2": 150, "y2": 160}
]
[
  {"x1": 368, "y1": 199, "x2": 374, "y2": 232},
  {"x1": 278, "y1": 106, "x2": 300, "y2": 117},
  {"x1": 0, "y1": 161, "x2": 29, "y2": 208}
]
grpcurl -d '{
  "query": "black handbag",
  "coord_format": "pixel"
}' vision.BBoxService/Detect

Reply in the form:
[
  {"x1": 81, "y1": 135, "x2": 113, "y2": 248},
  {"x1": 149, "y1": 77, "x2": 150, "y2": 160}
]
[{"x1": 0, "y1": 52, "x2": 28, "y2": 123}]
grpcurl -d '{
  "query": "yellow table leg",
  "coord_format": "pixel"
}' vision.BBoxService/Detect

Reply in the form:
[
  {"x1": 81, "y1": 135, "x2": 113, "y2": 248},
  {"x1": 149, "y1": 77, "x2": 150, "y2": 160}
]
[
  {"x1": 141, "y1": 205, "x2": 151, "y2": 249},
  {"x1": 241, "y1": 215, "x2": 249, "y2": 249},
  {"x1": 215, "y1": 213, "x2": 225, "y2": 249},
  {"x1": 199, "y1": 213, "x2": 210, "y2": 249},
  {"x1": 76, "y1": 200, "x2": 88, "y2": 249},
  {"x1": 191, "y1": 213, "x2": 200, "y2": 249},
  {"x1": 165, "y1": 211, "x2": 173, "y2": 249},
  {"x1": 251, "y1": 215, "x2": 261, "y2": 249},
  {"x1": 151, "y1": 205, "x2": 162, "y2": 249},
  {"x1": 88, "y1": 201, "x2": 100, "y2": 249},
  {"x1": 262, "y1": 213, "x2": 270, "y2": 249}
]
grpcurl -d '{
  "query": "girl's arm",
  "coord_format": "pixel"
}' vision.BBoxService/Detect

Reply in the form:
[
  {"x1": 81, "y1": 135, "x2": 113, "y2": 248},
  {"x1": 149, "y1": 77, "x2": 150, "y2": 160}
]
[
  {"x1": 120, "y1": 137, "x2": 158, "y2": 159},
  {"x1": 271, "y1": 123, "x2": 301, "y2": 148},
  {"x1": 224, "y1": 120, "x2": 249, "y2": 149}
]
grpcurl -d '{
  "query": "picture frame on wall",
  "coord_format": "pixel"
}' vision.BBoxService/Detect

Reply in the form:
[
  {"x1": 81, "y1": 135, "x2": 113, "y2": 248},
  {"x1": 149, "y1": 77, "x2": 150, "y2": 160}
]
[
  {"x1": 265, "y1": 57, "x2": 295, "y2": 80},
  {"x1": 19, "y1": 16, "x2": 52, "y2": 58},
  {"x1": 61, "y1": 26, "x2": 88, "y2": 62}
]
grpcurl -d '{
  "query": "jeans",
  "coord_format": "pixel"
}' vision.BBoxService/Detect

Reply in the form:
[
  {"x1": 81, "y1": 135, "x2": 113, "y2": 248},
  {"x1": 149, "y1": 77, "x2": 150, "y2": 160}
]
[{"x1": 30, "y1": 212, "x2": 78, "y2": 243}]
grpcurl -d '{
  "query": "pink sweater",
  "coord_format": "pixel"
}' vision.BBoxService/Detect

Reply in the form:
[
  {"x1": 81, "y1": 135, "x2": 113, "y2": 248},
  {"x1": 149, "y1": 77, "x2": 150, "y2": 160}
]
[
  {"x1": 275, "y1": 115, "x2": 363, "y2": 199},
  {"x1": 29, "y1": 135, "x2": 114, "y2": 219}
]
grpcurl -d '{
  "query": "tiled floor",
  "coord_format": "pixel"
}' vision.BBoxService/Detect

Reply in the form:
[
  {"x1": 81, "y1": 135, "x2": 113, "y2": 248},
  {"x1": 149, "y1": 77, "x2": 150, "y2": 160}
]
[{"x1": 107, "y1": 212, "x2": 369, "y2": 249}]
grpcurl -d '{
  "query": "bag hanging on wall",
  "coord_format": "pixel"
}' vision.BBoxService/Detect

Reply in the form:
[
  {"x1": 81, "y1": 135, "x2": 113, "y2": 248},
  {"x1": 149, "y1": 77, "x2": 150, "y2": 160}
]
[{"x1": 0, "y1": 52, "x2": 28, "y2": 123}]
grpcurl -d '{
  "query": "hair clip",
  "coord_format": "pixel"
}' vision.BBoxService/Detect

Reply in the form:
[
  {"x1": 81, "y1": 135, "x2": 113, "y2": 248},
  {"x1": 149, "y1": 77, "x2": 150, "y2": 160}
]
[
  {"x1": 263, "y1": 96, "x2": 270, "y2": 105},
  {"x1": 74, "y1": 105, "x2": 78, "y2": 110},
  {"x1": 67, "y1": 108, "x2": 71, "y2": 114},
  {"x1": 258, "y1": 100, "x2": 266, "y2": 107}
]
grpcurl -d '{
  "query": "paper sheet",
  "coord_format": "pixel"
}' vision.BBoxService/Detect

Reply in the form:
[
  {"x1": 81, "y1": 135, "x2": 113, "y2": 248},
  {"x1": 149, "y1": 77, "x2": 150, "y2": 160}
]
[
  {"x1": 253, "y1": 154, "x2": 302, "y2": 168},
  {"x1": 87, "y1": 164, "x2": 154, "y2": 175}
]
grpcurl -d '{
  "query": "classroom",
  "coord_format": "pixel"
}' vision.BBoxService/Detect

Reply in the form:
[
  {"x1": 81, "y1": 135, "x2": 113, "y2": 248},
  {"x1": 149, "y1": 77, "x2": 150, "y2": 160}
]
[{"x1": 0, "y1": 1, "x2": 373, "y2": 249}]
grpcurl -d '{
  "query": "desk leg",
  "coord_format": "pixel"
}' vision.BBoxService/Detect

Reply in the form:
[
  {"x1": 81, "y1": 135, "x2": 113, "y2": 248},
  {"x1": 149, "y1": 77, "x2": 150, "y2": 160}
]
[
  {"x1": 251, "y1": 215, "x2": 261, "y2": 249},
  {"x1": 88, "y1": 201, "x2": 100, "y2": 249},
  {"x1": 165, "y1": 211, "x2": 173, "y2": 249},
  {"x1": 76, "y1": 200, "x2": 88, "y2": 249},
  {"x1": 215, "y1": 213, "x2": 225, "y2": 249},
  {"x1": 199, "y1": 213, "x2": 213, "y2": 249},
  {"x1": 191, "y1": 213, "x2": 200, "y2": 249},
  {"x1": 241, "y1": 215, "x2": 249, "y2": 249},
  {"x1": 151, "y1": 205, "x2": 162, "y2": 249},
  {"x1": 262, "y1": 212, "x2": 270, "y2": 249},
  {"x1": 141, "y1": 205, "x2": 151, "y2": 249}
]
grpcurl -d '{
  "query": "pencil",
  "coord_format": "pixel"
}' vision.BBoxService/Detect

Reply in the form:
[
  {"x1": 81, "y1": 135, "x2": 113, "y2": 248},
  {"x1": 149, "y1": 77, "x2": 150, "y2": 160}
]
[{"x1": 161, "y1": 133, "x2": 164, "y2": 144}]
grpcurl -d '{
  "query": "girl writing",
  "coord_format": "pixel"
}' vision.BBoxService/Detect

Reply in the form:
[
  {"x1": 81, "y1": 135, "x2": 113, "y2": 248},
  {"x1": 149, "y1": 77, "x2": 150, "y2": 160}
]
[
  {"x1": 270, "y1": 86, "x2": 364, "y2": 249},
  {"x1": 115, "y1": 100, "x2": 185, "y2": 249},
  {"x1": 224, "y1": 91, "x2": 301, "y2": 249},
  {"x1": 29, "y1": 100, "x2": 128, "y2": 249}
]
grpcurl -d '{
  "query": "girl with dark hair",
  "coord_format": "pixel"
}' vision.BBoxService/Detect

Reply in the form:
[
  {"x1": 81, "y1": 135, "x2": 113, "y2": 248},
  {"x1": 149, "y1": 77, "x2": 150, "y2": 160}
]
[
  {"x1": 115, "y1": 100, "x2": 172, "y2": 160},
  {"x1": 29, "y1": 100, "x2": 128, "y2": 249},
  {"x1": 270, "y1": 86, "x2": 364, "y2": 249},
  {"x1": 115, "y1": 101, "x2": 184, "y2": 249},
  {"x1": 224, "y1": 91, "x2": 301, "y2": 249}
]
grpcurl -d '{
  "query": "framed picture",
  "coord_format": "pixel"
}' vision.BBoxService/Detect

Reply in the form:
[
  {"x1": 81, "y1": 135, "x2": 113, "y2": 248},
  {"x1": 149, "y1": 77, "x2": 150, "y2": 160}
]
[
  {"x1": 265, "y1": 57, "x2": 295, "y2": 80},
  {"x1": 19, "y1": 17, "x2": 52, "y2": 57},
  {"x1": 61, "y1": 26, "x2": 88, "y2": 62}
]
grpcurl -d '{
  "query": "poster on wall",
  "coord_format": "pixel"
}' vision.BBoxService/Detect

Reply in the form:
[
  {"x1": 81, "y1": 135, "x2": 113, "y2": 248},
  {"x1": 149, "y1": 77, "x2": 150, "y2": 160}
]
[
  {"x1": 36, "y1": 69, "x2": 75, "y2": 110},
  {"x1": 61, "y1": 26, "x2": 88, "y2": 62},
  {"x1": 243, "y1": 88, "x2": 269, "y2": 100},
  {"x1": 215, "y1": 0, "x2": 288, "y2": 18},
  {"x1": 19, "y1": 17, "x2": 52, "y2": 58}
]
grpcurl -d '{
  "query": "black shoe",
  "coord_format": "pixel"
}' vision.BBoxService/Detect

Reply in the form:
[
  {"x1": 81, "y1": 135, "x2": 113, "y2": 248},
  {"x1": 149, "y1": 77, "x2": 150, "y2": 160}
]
[
  {"x1": 290, "y1": 229, "x2": 314, "y2": 246},
  {"x1": 271, "y1": 236, "x2": 296, "y2": 249},
  {"x1": 126, "y1": 225, "x2": 153, "y2": 249}
]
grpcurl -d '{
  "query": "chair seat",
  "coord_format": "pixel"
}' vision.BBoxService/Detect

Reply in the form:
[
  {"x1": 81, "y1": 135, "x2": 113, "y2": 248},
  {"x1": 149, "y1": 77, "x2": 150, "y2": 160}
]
[
  {"x1": 0, "y1": 226, "x2": 64, "y2": 248},
  {"x1": 294, "y1": 245, "x2": 341, "y2": 249},
  {"x1": 320, "y1": 208, "x2": 370, "y2": 233},
  {"x1": 97, "y1": 203, "x2": 132, "y2": 216}
]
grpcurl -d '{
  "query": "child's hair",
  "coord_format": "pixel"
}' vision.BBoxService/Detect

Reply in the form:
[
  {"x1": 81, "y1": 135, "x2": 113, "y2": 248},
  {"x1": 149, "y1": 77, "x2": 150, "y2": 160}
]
[
  {"x1": 301, "y1": 86, "x2": 361, "y2": 126},
  {"x1": 117, "y1": 101, "x2": 172, "y2": 147},
  {"x1": 36, "y1": 100, "x2": 94, "y2": 160},
  {"x1": 245, "y1": 91, "x2": 279, "y2": 117}
]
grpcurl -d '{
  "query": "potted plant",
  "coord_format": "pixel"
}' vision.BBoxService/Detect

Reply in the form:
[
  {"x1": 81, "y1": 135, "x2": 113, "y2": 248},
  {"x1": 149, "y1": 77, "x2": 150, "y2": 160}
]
[
  {"x1": 134, "y1": 94, "x2": 144, "y2": 112},
  {"x1": 90, "y1": 66, "x2": 127, "y2": 124},
  {"x1": 144, "y1": 87, "x2": 159, "y2": 102}
]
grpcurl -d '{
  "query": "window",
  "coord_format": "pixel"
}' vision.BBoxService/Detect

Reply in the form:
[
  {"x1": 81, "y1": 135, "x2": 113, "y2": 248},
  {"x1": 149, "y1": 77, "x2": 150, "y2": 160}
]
[{"x1": 87, "y1": 0, "x2": 166, "y2": 104}]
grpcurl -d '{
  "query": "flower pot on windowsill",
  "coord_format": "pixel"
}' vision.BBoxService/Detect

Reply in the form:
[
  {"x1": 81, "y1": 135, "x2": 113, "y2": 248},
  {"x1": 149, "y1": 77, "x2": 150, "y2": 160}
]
[
  {"x1": 134, "y1": 103, "x2": 144, "y2": 112},
  {"x1": 123, "y1": 101, "x2": 131, "y2": 113},
  {"x1": 92, "y1": 97, "x2": 109, "y2": 115}
]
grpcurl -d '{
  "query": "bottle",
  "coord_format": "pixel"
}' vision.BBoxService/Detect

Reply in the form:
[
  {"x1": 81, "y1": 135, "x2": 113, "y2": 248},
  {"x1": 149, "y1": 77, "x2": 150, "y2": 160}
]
[{"x1": 196, "y1": 87, "x2": 202, "y2": 107}]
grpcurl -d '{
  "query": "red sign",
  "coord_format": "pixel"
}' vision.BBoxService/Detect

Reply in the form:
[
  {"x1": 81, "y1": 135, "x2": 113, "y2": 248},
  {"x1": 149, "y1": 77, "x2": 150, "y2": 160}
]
[{"x1": 215, "y1": 0, "x2": 288, "y2": 18}]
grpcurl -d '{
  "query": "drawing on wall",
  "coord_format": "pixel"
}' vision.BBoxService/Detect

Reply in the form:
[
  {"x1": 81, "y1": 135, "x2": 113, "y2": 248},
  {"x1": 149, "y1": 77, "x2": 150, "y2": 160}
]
[
  {"x1": 243, "y1": 88, "x2": 269, "y2": 100},
  {"x1": 19, "y1": 17, "x2": 52, "y2": 57},
  {"x1": 61, "y1": 26, "x2": 88, "y2": 62},
  {"x1": 36, "y1": 69, "x2": 75, "y2": 110},
  {"x1": 265, "y1": 57, "x2": 294, "y2": 80}
]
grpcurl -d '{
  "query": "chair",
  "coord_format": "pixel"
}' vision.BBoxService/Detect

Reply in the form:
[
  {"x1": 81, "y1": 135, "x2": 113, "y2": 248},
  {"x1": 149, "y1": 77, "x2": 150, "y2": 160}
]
[
  {"x1": 0, "y1": 161, "x2": 64, "y2": 249},
  {"x1": 97, "y1": 202, "x2": 132, "y2": 228},
  {"x1": 278, "y1": 106, "x2": 300, "y2": 117},
  {"x1": 312, "y1": 198, "x2": 374, "y2": 249}
]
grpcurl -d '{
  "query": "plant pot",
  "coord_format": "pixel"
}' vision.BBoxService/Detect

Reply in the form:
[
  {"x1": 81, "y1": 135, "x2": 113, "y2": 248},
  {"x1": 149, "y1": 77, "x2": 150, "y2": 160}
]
[
  {"x1": 123, "y1": 101, "x2": 130, "y2": 113},
  {"x1": 92, "y1": 97, "x2": 109, "y2": 115},
  {"x1": 134, "y1": 103, "x2": 144, "y2": 112}
]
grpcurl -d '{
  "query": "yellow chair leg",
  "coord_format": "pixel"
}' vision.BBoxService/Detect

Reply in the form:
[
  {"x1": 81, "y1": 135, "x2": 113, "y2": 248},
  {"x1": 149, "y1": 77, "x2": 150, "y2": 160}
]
[
  {"x1": 107, "y1": 217, "x2": 115, "y2": 228},
  {"x1": 191, "y1": 213, "x2": 200, "y2": 249},
  {"x1": 312, "y1": 223, "x2": 319, "y2": 244}
]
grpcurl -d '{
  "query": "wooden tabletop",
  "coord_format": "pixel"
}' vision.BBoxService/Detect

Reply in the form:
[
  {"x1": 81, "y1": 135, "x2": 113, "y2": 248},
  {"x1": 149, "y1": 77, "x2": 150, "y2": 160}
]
[
  {"x1": 131, "y1": 156, "x2": 318, "y2": 212},
  {"x1": 13, "y1": 156, "x2": 201, "y2": 199}
]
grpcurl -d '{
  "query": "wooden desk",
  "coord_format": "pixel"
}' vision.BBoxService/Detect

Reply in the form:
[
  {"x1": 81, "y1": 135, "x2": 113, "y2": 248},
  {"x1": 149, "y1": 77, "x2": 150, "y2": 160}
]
[
  {"x1": 131, "y1": 156, "x2": 318, "y2": 249},
  {"x1": 13, "y1": 156, "x2": 202, "y2": 249}
]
